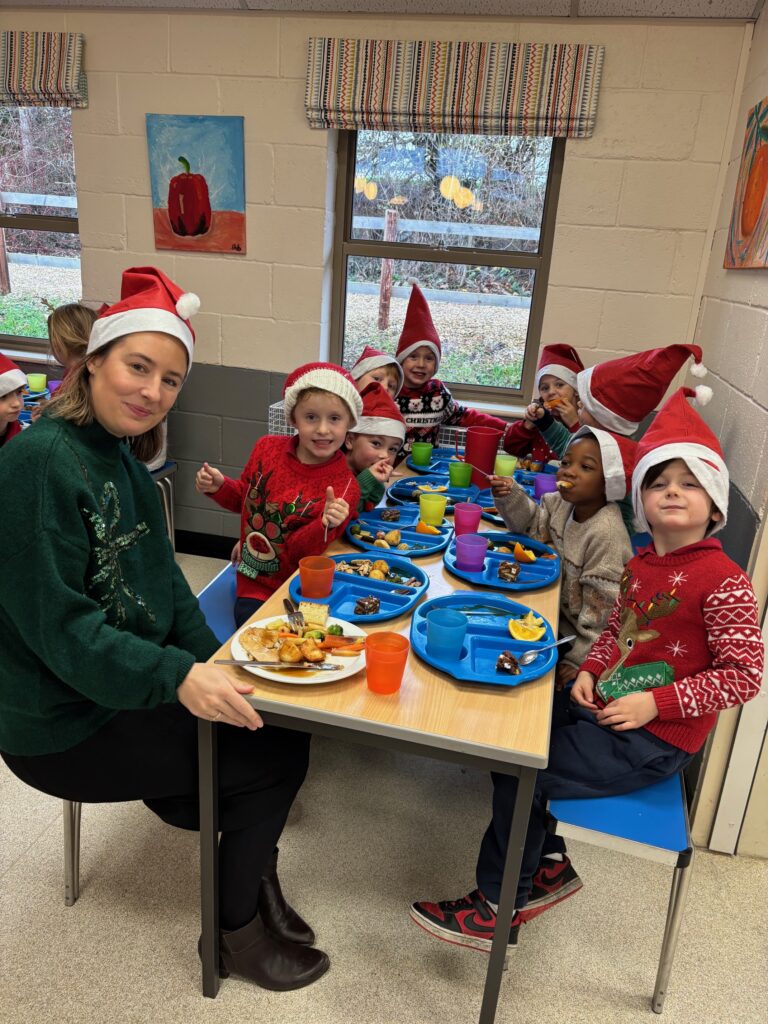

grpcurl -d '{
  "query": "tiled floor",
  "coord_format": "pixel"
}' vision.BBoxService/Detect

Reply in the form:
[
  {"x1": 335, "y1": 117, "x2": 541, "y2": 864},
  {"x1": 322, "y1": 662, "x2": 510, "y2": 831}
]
[{"x1": 2, "y1": 555, "x2": 766, "y2": 1024}]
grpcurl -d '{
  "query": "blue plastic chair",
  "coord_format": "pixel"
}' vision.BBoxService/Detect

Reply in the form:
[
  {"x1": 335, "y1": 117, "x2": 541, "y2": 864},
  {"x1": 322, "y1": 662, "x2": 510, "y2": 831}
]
[
  {"x1": 547, "y1": 773, "x2": 693, "y2": 1013},
  {"x1": 62, "y1": 562, "x2": 237, "y2": 905}
]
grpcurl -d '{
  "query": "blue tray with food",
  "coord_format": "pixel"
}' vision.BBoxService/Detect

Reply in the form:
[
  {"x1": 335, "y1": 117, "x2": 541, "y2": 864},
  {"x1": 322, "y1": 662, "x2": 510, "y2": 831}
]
[
  {"x1": 288, "y1": 552, "x2": 428, "y2": 623},
  {"x1": 409, "y1": 592, "x2": 557, "y2": 687},
  {"x1": 443, "y1": 532, "x2": 560, "y2": 592},
  {"x1": 345, "y1": 506, "x2": 452, "y2": 558},
  {"x1": 406, "y1": 446, "x2": 465, "y2": 475},
  {"x1": 386, "y1": 474, "x2": 480, "y2": 510}
]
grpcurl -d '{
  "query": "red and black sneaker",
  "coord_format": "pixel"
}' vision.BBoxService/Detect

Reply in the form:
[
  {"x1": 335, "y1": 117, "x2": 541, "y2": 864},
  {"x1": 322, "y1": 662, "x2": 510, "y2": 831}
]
[
  {"x1": 409, "y1": 889, "x2": 520, "y2": 953},
  {"x1": 523, "y1": 856, "x2": 583, "y2": 918}
]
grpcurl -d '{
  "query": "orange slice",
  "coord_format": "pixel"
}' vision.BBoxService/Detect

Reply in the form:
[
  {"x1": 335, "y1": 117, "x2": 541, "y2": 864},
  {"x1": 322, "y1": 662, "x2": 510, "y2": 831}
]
[
  {"x1": 415, "y1": 520, "x2": 441, "y2": 535},
  {"x1": 513, "y1": 541, "x2": 537, "y2": 563},
  {"x1": 508, "y1": 618, "x2": 546, "y2": 642}
]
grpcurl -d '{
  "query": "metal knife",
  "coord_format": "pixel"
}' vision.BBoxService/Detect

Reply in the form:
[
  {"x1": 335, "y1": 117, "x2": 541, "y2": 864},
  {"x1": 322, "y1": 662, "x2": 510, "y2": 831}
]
[{"x1": 215, "y1": 658, "x2": 341, "y2": 672}]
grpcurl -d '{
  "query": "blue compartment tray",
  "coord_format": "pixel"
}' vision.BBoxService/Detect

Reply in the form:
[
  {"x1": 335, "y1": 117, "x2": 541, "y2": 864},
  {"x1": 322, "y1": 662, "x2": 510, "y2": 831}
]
[
  {"x1": 345, "y1": 506, "x2": 451, "y2": 558},
  {"x1": 443, "y1": 532, "x2": 560, "y2": 592},
  {"x1": 410, "y1": 592, "x2": 557, "y2": 687},
  {"x1": 406, "y1": 446, "x2": 465, "y2": 475},
  {"x1": 289, "y1": 552, "x2": 428, "y2": 623}
]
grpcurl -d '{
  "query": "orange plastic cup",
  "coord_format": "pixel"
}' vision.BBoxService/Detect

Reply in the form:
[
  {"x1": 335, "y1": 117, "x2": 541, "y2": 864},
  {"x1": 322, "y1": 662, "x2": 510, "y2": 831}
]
[
  {"x1": 365, "y1": 632, "x2": 410, "y2": 694},
  {"x1": 298, "y1": 556, "x2": 336, "y2": 599}
]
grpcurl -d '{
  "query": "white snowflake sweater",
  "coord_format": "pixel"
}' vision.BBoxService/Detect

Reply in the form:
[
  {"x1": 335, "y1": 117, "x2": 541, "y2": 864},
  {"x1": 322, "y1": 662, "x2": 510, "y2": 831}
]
[{"x1": 580, "y1": 539, "x2": 764, "y2": 753}]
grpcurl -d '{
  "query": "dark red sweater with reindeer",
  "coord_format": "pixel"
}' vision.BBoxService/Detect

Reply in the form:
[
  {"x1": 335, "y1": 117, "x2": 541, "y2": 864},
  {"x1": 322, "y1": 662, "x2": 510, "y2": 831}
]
[
  {"x1": 580, "y1": 539, "x2": 763, "y2": 753},
  {"x1": 209, "y1": 435, "x2": 359, "y2": 602}
]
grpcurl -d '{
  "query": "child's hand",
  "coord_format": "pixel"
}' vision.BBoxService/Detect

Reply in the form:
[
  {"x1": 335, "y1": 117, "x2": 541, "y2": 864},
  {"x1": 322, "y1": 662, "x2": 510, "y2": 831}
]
[
  {"x1": 230, "y1": 540, "x2": 241, "y2": 565},
  {"x1": 570, "y1": 671, "x2": 598, "y2": 710},
  {"x1": 556, "y1": 393, "x2": 579, "y2": 428},
  {"x1": 489, "y1": 473, "x2": 513, "y2": 498},
  {"x1": 195, "y1": 462, "x2": 224, "y2": 494},
  {"x1": 524, "y1": 401, "x2": 545, "y2": 424},
  {"x1": 595, "y1": 691, "x2": 658, "y2": 731},
  {"x1": 369, "y1": 458, "x2": 394, "y2": 484},
  {"x1": 555, "y1": 661, "x2": 577, "y2": 691},
  {"x1": 322, "y1": 486, "x2": 349, "y2": 529}
]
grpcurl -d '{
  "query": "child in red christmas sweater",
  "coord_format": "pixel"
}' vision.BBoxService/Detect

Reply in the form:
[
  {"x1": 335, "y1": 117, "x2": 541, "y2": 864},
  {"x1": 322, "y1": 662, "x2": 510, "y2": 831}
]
[
  {"x1": 0, "y1": 355, "x2": 26, "y2": 449},
  {"x1": 410, "y1": 386, "x2": 763, "y2": 954},
  {"x1": 503, "y1": 343, "x2": 582, "y2": 465},
  {"x1": 196, "y1": 363, "x2": 361, "y2": 626}
]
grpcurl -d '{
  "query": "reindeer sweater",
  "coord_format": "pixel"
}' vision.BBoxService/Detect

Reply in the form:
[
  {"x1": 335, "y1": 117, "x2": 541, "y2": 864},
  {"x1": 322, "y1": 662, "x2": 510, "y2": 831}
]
[
  {"x1": 580, "y1": 539, "x2": 764, "y2": 753},
  {"x1": 209, "y1": 435, "x2": 360, "y2": 602},
  {"x1": 495, "y1": 484, "x2": 633, "y2": 671}
]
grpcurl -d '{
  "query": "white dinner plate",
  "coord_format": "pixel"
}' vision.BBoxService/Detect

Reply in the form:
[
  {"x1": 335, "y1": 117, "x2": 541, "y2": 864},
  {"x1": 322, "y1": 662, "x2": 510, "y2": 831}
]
[{"x1": 230, "y1": 615, "x2": 366, "y2": 685}]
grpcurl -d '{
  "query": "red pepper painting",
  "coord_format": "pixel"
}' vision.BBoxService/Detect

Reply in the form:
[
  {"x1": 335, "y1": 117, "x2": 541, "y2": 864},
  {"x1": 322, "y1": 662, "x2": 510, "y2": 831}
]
[{"x1": 168, "y1": 156, "x2": 212, "y2": 237}]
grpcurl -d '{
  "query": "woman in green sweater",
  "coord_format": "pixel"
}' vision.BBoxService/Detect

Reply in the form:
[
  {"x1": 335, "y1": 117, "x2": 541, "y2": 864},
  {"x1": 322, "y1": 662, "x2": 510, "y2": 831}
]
[{"x1": 0, "y1": 268, "x2": 328, "y2": 992}]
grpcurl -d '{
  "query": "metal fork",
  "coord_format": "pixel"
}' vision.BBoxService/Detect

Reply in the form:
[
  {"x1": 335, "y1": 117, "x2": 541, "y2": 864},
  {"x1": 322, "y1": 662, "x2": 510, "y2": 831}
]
[{"x1": 283, "y1": 598, "x2": 305, "y2": 632}]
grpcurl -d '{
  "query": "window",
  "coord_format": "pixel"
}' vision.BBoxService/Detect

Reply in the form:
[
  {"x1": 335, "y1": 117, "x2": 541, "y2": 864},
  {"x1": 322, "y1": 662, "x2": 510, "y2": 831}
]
[
  {"x1": 0, "y1": 107, "x2": 81, "y2": 348},
  {"x1": 331, "y1": 131, "x2": 564, "y2": 403}
]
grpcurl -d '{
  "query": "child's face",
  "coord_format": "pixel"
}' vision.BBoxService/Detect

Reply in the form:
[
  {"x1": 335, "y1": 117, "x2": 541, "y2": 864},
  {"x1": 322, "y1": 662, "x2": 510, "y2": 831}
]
[
  {"x1": 345, "y1": 432, "x2": 401, "y2": 473},
  {"x1": 402, "y1": 346, "x2": 437, "y2": 389},
  {"x1": 292, "y1": 391, "x2": 351, "y2": 464},
  {"x1": 357, "y1": 367, "x2": 399, "y2": 398},
  {"x1": 556, "y1": 436, "x2": 605, "y2": 506},
  {"x1": 0, "y1": 387, "x2": 24, "y2": 430},
  {"x1": 642, "y1": 458, "x2": 721, "y2": 541},
  {"x1": 577, "y1": 401, "x2": 599, "y2": 428},
  {"x1": 539, "y1": 374, "x2": 576, "y2": 410}
]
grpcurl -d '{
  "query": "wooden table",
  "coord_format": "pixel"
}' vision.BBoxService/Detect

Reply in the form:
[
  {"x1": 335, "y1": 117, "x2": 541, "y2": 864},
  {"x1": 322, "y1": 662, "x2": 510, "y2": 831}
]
[{"x1": 198, "y1": 534, "x2": 560, "y2": 1024}]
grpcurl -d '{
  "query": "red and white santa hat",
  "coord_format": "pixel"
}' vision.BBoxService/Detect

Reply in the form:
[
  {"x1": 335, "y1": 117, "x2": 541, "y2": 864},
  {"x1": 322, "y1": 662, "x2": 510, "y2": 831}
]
[
  {"x1": 631, "y1": 387, "x2": 728, "y2": 536},
  {"x1": 535, "y1": 343, "x2": 584, "y2": 392},
  {"x1": 87, "y1": 266, "x2": 200, "y2": 372},
  {"x1": 350, "y1": 346, "x2": 404, "y2": 396},
  {"x1": 283, "y1": 362, "x2": 363, "y2": 427},
  {"x1": 578, "y1": 344, "x2": 709, "y2": 436},
  {"x1": 396, "y1": 284, "x2": 442, "y2": 369},
  {"x1": 349, "y1": 382, "x2": 406, "y2": 442},
  {"x1": 0, "y1": 354, "x2": 27, "y2": 398},
  {"x1": 567, "y1": 425, "x2": 637, "y2": 502}
]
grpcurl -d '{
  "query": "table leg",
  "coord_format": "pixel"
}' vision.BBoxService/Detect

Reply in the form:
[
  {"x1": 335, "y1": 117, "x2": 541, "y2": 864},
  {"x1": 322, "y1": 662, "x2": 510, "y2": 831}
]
[
  {"x1": 478, "y1": 766, "x2": 537, "y2": 1024},
  {"x1": 198, "y1": 719, "x2": 220, "y2": 997}
]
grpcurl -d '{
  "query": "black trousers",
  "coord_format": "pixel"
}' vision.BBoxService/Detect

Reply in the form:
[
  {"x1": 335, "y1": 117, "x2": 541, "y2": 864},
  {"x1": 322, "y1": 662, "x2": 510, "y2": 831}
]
[{"x1": 3, "y1": 702, "x2": 310, "y2": 931}]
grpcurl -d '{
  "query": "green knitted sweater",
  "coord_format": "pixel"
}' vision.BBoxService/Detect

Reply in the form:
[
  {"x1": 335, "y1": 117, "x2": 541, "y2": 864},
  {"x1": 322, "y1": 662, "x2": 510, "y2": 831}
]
[{"x1": 0, "y1": 415, "x2": 218, "y2": 756}]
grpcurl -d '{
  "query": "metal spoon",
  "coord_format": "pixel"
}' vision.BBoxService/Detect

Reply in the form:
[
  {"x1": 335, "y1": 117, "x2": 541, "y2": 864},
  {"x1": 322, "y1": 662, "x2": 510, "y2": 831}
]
[{"x1": 517, "y1": 634, "x2": 576, "y2": 667}]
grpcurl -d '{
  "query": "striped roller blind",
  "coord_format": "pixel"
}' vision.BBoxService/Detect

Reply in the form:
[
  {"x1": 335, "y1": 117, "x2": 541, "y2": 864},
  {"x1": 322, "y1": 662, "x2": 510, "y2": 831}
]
[
  {"x1": 1, "y1": 32, "x2": 87, "y2": 108},
  {"x1": 306, "y1": 38, "x2": 604, "y2": 138}
]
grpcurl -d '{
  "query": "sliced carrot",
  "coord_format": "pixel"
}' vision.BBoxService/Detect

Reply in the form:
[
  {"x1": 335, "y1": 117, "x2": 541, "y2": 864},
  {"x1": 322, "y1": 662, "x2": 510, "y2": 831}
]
[
  {"x1": 333, "y1": 641, "x2": 365, "y2": 656},
  {"x1": 318, "y1": 635, "x2": 357, "y2": 650},
  {"x1": 276, "y1": 631, "x2": 302, "y2": 640}
]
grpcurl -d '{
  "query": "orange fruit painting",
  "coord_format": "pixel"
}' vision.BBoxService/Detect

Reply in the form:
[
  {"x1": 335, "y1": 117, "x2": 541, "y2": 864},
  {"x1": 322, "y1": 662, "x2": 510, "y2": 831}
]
[{"x1": 725, "y1": 97, "x2": 768, "y2": 268}]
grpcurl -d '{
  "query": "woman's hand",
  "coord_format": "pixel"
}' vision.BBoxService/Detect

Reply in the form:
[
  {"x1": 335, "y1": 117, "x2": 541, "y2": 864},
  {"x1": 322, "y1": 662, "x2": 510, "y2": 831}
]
[
  {"x1": 570, "y1": 671, "x2": 598, "y2": 710},
  {"x1": 177, "y1": 663, "x2": 263, "y2": 729},
  {"x1": 596, "y1": 692, "x2": 658, "y2": 731},
  {"x1": 322, "y1": 486, "x2": 349, "y2": 529},
  {"x1": 368, "y1": 458, "x2": 394, "y2": 484},
  {"x1": 489, "y1": 473, "x2": 513, "y2": 498},
  {"x1": 195, "y1": 462, "x2": 224, "y2": 494}
]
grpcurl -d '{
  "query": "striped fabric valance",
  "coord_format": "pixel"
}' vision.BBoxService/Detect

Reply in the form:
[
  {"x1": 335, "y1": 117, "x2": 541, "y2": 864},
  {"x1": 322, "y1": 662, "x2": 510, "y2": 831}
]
[
  {"x1": 306, "y1": 38, "x2": 604, "y2": 138},
  {"x1": 1, "y1": 32, "x2": 88, "y2": 108}
]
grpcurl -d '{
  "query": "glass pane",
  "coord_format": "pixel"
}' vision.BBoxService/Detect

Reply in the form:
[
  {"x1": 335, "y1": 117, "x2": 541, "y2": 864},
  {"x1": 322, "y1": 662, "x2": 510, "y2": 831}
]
[
  {"x1": 0, "y1": 108, "x2": 77, "y2": 217},
  {"x1": 343, "y1": 256, "x2": 533, "y2": 390},
  {"x1": 0, "y1": 230, "x2": 82, "y2": 340},
  {"x1": 351, "y1": 131, "x2": 551, "y2": 254}
]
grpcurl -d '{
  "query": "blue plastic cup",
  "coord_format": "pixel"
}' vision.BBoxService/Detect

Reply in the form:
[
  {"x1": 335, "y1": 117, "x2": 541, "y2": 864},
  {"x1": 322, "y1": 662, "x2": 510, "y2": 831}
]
[{"x1": 426, "y1": 609, "x2": 468, "y2": 660}]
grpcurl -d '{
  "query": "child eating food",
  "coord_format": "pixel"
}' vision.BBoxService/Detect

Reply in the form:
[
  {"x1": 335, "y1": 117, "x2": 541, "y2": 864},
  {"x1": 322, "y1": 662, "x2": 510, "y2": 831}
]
[{"x1": 345, "y1": 382, "x2": 406, "y2": 511}]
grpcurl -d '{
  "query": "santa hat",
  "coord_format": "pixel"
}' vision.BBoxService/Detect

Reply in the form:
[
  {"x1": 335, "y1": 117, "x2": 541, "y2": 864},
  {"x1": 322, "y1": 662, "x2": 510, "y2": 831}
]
[
  {"x1": 350, "y1": 346, "x2": 404, "y2": 396},
  {"x1": 396, "y1": 284, "x2": 441, "y2": 368},
  {"x1": 578, "y1": 344, "x2": 708, "y2": 436},
  {"x1": 87, "y1": 266, "x2": 200, "y2": 370},
  {"x1": 0, "y1": 354, "x2": 26, "y2": 398},
  {"x1": 631, "y1": 387, "x2": 728, "y2": 537},
  {"x1": 568, "y1": 425, "x2": 637, "y2": 502},
  {"x1": 535, "y1": 344, "x2": 584, "y2": 392},
  {"x1": 349, "y1": 382, "x2": 406, "y2": 442},
  {"x1": 283, "y1": 362, "x2": 362, "y2": 426}
]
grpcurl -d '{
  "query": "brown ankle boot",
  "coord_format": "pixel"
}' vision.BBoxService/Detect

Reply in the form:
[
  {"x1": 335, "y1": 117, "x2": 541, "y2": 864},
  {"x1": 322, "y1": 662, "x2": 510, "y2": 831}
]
[
  {"x1": 220, "y1": 915, "x2": 329, "y2": 991},
  {"x1": 258, "y1": 849, "x2": 315, "y2": 946}
]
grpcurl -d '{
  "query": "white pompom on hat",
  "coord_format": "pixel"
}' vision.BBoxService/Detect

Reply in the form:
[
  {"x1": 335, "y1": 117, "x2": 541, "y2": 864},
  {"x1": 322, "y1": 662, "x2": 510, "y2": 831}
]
[
  {"x1": 283, "y1": 362, "x2": 363, "y2": 427},
  {"x1": 87, "y1": 266, "x2": 200, "y2": 373},
  {"x1": 349, "y1": 382, "x2": 406, "y2": 442},
  {"x1": 0, "y1": 354, "x2": 26, "y2": 398}
]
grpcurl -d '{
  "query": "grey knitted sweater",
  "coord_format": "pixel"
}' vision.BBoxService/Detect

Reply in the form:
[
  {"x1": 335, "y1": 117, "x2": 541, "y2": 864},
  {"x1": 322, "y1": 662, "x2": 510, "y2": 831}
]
[{"x1": 495, "y1": 484, "x2": 633, "y2": 672}]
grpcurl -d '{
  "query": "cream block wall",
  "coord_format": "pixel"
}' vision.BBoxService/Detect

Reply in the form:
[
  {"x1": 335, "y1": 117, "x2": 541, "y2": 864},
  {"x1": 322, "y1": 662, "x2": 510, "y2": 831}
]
[{"x1": 2, "y1": 10, "x2": 747, "y2": 385}]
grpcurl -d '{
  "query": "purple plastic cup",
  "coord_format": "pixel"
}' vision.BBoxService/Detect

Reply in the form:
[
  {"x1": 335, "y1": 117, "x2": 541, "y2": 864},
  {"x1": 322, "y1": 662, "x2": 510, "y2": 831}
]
[
  {"x1": 455, "y1": 533, "x2": 489, "y2": 572},
  {"x1": 534, "y1": 473, "x2": 560, "y2": 500},
  {"x1": 48, "y1": 379, "x2": 63, "y2": 394},
  {"x1": 453, "y1": 501, "x2": 483, "y2": 536}
]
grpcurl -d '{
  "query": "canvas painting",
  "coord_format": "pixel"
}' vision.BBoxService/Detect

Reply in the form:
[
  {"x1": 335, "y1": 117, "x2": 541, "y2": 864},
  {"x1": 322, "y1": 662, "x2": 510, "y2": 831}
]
[
  {"x1": 725, "y1": 97, "x2": 768, "y2": 269},
  {"x1": 146, "y1": 114, "x2": 246, "y2": 254}
]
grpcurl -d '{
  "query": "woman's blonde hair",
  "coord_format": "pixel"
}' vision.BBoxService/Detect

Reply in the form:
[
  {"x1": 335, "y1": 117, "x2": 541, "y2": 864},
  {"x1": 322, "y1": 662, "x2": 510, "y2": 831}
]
[
  {"x1": 47, "y1": 339, "x2": 164, "y2": 464},
  {"x1": 47, "y1": 303, "x2": 97, "y2": 369}
]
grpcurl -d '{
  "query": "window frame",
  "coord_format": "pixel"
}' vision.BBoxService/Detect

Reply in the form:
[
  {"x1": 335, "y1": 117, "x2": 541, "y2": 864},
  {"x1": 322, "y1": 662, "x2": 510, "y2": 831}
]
[
  {"x1": 330, "y1": 131, "x2": 565, "y2": 405},
  {"x1": 0, "y1": 106, "x2": 80, "y2": 353}
]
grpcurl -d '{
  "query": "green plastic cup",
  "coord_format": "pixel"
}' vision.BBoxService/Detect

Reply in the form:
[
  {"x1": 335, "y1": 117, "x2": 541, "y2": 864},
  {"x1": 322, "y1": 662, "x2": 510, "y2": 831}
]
[
  {"x1": 493, "y1": 453, "x2": 518, "y2": 477},
  {"x1": 448, "y1": 460, "x2": 473, "y2": 487},
  {"x1": 411, "y1": 442, "x2": 433, "y2": 466}
]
